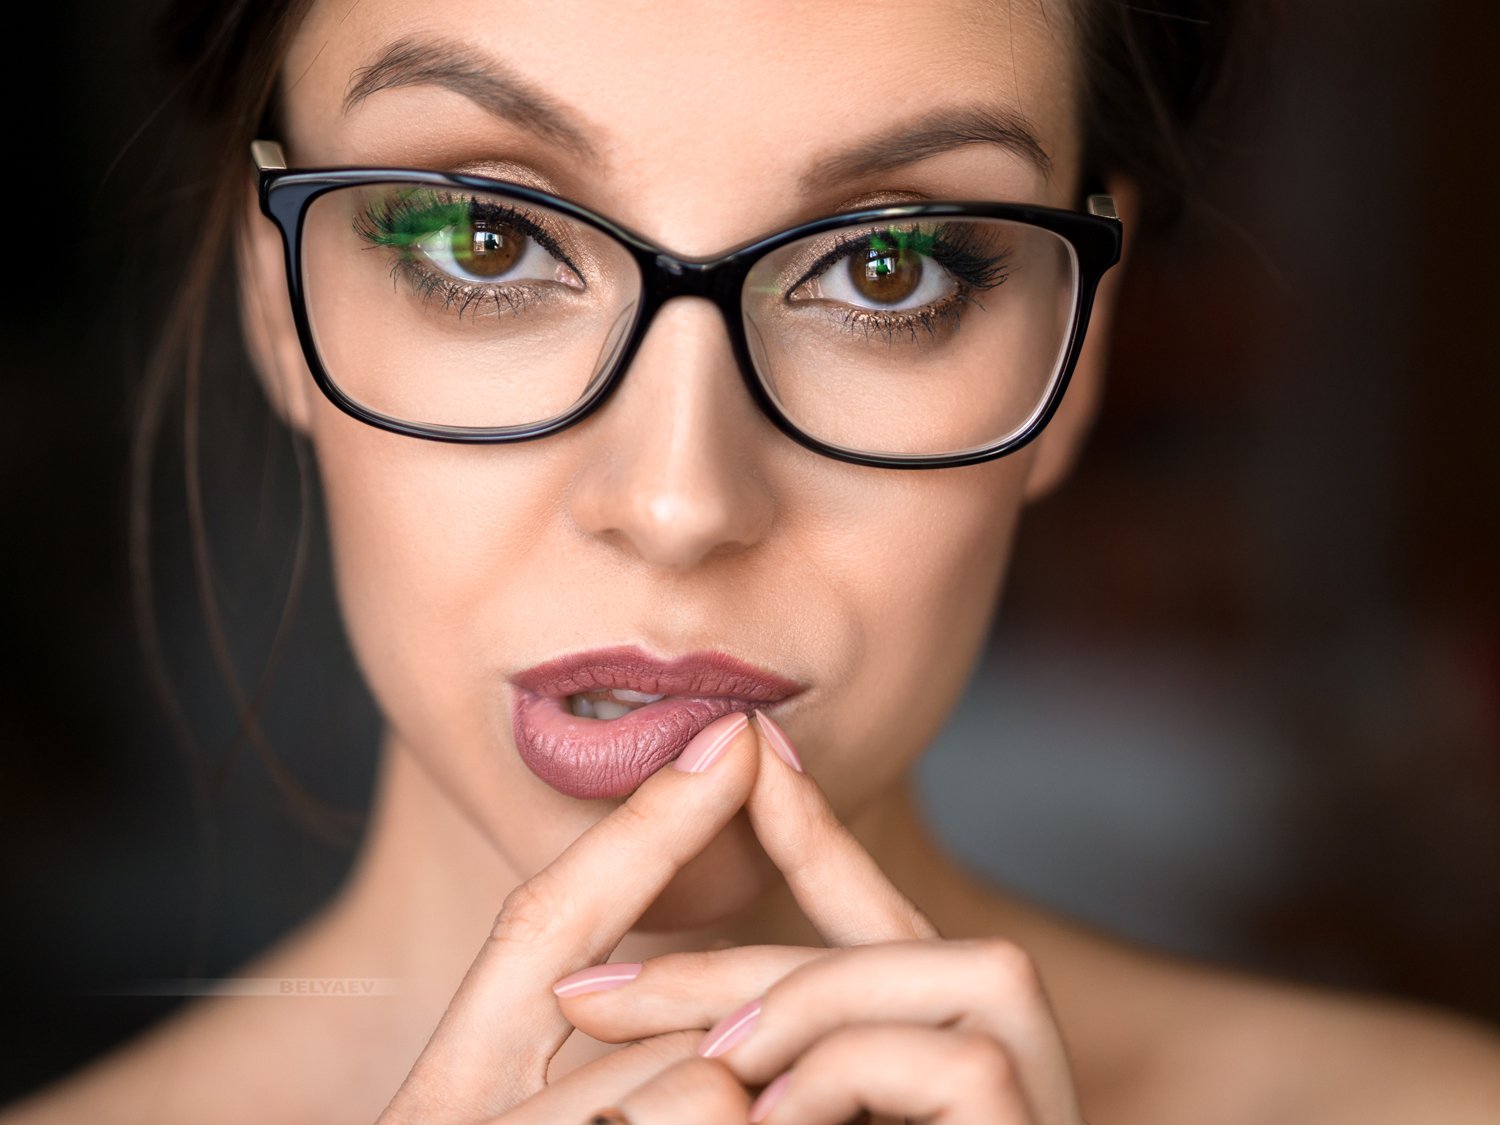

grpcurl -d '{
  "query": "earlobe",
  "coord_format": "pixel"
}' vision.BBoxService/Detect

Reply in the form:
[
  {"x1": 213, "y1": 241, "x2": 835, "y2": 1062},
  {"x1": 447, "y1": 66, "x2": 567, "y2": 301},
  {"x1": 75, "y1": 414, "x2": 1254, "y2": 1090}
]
[
  {"x1": 235, "y1": 177, "x2": 315, "y2": 435},
  {"x1": 1020, "y1": 173, "x2": 1141, "y2": 502}
]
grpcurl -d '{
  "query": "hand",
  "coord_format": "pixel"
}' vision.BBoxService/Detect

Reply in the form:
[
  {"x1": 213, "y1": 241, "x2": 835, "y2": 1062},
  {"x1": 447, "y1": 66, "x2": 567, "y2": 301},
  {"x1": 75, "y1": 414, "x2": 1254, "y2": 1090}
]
[
  {"x1": 375, "y1": 710, "x2": 772, "y2": 1123},
  {"x1": 557, "y1": 710, "x2": 1087, "y2": 1125}
]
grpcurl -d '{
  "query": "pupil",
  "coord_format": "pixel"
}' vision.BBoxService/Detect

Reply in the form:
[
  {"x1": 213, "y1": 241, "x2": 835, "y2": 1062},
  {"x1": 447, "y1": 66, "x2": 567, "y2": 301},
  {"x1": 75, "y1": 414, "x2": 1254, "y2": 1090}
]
[
  {"x1": 849, "y1": 244, "x2": 921, "y2": 304},
  {"x1": 454, "y1": 222, "x2": 521, "y2": 278}
]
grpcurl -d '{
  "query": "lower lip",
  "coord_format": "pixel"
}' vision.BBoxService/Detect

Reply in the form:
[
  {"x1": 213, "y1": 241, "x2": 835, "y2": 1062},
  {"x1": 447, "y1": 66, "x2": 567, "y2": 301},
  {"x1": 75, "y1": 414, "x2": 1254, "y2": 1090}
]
[{"x1": 511, "y1": 688, "x2": 760, "y2": 799}]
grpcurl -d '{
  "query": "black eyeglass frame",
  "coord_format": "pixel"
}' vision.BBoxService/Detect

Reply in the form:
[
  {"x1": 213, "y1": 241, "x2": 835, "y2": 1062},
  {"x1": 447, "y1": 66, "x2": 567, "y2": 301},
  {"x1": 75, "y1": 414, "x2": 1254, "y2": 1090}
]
[{"x1": 251, "y1": 138, "x2": 1123, "y2": 470}]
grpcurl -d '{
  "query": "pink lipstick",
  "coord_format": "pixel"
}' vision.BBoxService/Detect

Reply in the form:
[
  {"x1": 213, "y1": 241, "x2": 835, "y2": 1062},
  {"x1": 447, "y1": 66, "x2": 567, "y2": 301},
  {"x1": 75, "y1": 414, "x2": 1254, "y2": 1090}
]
[{"x1": 509, "y1": 645, "x2": 805, "y2": 799}]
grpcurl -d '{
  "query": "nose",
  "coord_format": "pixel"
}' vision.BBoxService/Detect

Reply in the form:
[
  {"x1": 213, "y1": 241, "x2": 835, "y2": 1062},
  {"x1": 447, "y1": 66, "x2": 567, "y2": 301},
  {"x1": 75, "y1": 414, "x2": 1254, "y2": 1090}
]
[{"x1": 565, "y1": 296, "x2": 776, "y2": 571}]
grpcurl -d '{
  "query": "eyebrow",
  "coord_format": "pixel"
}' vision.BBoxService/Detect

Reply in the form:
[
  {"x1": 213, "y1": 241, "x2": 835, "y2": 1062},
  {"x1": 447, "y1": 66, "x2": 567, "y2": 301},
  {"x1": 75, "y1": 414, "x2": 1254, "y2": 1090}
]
[
  {"x1": 799, "y1": 105, "x2": 1053, "y2": 194},
  {"x1": 343, "y1": 37, "x2": 599, "y2": 161},
  {"x1": 343, "y1": 37, "x2": 1052, "y2": 190}
]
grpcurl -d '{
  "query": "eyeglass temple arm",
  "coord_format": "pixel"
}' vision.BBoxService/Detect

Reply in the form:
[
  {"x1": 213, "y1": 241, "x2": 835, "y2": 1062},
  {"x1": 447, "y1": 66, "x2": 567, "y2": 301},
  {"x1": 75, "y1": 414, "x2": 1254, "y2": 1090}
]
[{"x1": 251, "y1": 139, "x2": 288, "y2": 174}]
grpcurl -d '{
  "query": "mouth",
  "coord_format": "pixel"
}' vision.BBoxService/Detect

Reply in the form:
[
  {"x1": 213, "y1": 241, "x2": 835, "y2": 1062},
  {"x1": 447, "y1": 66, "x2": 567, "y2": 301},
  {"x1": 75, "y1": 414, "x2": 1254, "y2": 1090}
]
[{"x1": 507, "y1": 644, "x2": 806, "y2": 799}]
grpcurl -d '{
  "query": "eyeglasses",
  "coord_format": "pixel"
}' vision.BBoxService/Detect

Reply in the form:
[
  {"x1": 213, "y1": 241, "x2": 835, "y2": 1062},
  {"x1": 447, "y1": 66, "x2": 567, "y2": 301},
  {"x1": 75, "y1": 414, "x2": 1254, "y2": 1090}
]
[{"x1": 251, "y1": 139, "x2": 1121, "y2": 470}]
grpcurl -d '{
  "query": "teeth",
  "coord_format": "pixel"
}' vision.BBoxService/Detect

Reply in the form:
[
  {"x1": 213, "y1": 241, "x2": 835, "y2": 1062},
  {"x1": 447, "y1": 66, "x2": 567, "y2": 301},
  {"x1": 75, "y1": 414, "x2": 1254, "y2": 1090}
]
[
  {"x1": 591, "y1": 698, "x2": 634, "y2": 720},
  {"x1": 610, "y1": 688, "x2": 666, "y2": 703},
  {"x1": 566, "y1": 687, "x2": 669, "y2": 720}
]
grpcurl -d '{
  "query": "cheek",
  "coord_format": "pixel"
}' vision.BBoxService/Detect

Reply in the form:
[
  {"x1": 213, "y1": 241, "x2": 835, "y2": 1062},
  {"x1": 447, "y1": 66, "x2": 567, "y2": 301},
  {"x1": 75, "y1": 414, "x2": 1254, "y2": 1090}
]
[
  {"x1": 310, "y1": 421, "x2": 595, "y2": 862},
  {"x1": 318, "y1": 433, "x2": 500, "y2": 725},
  {"x1": 784, "y1": 455, "x2": 1032, "y2": 818}
]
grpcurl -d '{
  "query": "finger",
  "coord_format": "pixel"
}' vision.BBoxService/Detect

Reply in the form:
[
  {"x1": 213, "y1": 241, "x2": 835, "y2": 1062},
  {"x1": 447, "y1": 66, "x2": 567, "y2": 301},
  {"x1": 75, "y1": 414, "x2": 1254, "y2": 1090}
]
[
  {"x1": 554, "y1": 944, "x2": 826, "y2": 1044},
  {"x1": 746, "y1": 1022, "x2": 1034, "y2": 1125},
  {"x1": 384, "y1": 711, "x2": 760, "y2": 1122},
  {"x1": 602, "y1": 1055, "x2": 752, "y2": 1124},
  {"x1": 698, "y1": 938, "x2": 1080, "y2": 1123},
  {"x1": 748, "y1": 710, "x2": 940, "y2": 945},
  {"x1": 493, "y1": 1030, "x2": 704, "y2": 1125}
]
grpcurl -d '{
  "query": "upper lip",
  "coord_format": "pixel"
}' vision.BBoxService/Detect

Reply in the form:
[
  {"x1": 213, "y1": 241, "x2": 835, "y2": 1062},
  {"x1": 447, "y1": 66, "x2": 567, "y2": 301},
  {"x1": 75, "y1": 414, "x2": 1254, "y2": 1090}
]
[{"x1": 510, "y1": 644, "x2": 806, "y2": 703}]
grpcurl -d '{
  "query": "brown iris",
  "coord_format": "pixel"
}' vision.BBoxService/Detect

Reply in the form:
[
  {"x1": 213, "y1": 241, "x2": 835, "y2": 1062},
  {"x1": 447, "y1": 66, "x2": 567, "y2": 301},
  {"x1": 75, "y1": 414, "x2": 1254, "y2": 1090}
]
[
  {"x1": 847, "y1": 243, "x2": 922, "y2": 305},
  {"x1": 453, "y1": 221, "x2": 522, "y2": 278}
]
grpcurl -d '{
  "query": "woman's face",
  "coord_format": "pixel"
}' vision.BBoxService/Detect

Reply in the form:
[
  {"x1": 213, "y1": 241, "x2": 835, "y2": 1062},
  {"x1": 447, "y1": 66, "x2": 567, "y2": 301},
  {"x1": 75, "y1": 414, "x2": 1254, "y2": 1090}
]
[{"x1": 240, "y1": 0, "x2": 1124, "y2": 929}]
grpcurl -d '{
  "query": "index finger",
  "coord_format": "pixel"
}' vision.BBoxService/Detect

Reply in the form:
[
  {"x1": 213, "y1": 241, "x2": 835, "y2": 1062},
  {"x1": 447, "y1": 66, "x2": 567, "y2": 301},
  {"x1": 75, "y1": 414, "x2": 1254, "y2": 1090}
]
[
  {"x1": 747, "y1": 709, "x2": 941, "y2": 947},
  {"x1": 385, "y1": 710, "x2": 760, "y2": 1122}
]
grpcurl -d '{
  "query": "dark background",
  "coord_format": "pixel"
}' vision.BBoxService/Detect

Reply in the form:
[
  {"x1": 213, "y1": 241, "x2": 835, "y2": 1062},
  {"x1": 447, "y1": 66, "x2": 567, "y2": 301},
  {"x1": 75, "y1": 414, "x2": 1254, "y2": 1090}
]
[{"x1": 3, "y1": 0, "x2": 1498, "y2": 1104}]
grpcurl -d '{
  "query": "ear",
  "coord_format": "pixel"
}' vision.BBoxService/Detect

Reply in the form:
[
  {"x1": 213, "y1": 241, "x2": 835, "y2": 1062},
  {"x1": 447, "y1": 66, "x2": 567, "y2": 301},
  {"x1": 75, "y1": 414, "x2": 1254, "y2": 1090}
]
[
  {"x1": 234, "y1": 177, "x2": 315, "y2": 435},
  {"x1": 1020, "y1": 172, "x2": 1140, "y2": 502}
]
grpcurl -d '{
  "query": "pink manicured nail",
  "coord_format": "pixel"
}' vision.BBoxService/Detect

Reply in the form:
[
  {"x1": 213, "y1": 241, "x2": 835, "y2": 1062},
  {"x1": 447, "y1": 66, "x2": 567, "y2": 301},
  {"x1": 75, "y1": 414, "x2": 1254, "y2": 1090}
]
[
  {"x1": 749, "y1": 1070, "x2": 791, "y2": 1122},
  {"x1": 672, "y1": 711, "x2": 749, "y2": 773},
  {"x1": 752, "y1": 710, "x2": 803, "y2": 773},
  {"x1": 551, "y1": 961, "x2": 642, "y2": 997},
  {"x1": 698, "y1": 997, "x2": 761, "y2": 1057}
]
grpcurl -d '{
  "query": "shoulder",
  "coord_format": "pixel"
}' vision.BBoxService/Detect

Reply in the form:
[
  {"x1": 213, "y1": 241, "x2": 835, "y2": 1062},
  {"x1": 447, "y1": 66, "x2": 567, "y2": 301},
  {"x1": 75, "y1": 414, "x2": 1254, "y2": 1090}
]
[
  {"x1": 0, "y1": 993, "x2": 295, "y2": 1125},
  {"x1": 0, "y1": 916, "x2": 405, "y2": 1125},
  {"x1": 980, "y1": 900, "x2": 1500, "y2": 1125},
  {"x1": 1117, "y1": 955, "x2": 1500, "y2": 1125}
]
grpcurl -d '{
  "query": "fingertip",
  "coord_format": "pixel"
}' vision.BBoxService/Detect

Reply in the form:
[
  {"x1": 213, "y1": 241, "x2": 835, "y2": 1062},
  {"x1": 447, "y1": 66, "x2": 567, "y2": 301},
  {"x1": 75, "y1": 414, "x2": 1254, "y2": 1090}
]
[
  {"x1": 752, "y1": 709, "x2": 804, "y2": 773},
  {"x1": 748, "y1": 1069, "x2": 791, "y2": 1123},
  {"x1": 671, "y1": 710, "x2": 752, "y2": 773}
]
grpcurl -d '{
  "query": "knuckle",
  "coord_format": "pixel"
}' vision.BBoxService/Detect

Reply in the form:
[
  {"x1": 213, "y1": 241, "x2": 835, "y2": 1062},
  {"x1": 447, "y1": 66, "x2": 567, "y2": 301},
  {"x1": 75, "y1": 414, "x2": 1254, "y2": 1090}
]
[
  {"x1": 970, "y1": 936, "x2": 1043, "y2": 1001},
  {"x1": 490, "y1": 875, "x2": 567, "y2": 946}
]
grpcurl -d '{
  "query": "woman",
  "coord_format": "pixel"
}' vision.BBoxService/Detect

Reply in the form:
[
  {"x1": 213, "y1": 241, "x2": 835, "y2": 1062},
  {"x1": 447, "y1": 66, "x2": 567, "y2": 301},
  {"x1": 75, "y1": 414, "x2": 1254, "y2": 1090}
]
[{"x1": 6, "y1": 0, "x2": 1500, "y2": 1122}]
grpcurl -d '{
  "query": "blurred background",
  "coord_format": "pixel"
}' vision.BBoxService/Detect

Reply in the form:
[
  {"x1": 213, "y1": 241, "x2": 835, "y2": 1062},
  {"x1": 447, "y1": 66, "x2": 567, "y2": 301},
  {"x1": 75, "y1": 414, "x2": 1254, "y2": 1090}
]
[{"x1": 2, "y1": 0, "x2": 1497, "y2": 1103}]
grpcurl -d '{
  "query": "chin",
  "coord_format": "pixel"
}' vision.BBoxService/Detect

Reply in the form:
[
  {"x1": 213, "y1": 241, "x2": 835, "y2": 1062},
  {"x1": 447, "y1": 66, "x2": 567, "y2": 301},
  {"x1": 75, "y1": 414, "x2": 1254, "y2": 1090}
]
[{"x1": 631, "y1": 811, "x2": 780, "y2": 933}]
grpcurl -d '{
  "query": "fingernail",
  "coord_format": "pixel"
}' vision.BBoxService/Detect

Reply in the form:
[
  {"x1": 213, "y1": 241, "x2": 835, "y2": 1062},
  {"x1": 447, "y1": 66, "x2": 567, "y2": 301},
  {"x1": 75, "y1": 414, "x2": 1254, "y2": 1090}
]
[
  {"x1": 698, "y1": 996, "x2": 761, "y2": 1057},
  {"x1": 551, "y1": 961, "x2": 642, "y2": 997},
  {"x1": 749, "y1": 1070, "x2": 791, "y2": 1122},
  {"x1": 672, "y1": 711, "x2": 749, "y2": 773},
  {"x1": 752, "y1": 710, "x2": 803, "y2": 773}
]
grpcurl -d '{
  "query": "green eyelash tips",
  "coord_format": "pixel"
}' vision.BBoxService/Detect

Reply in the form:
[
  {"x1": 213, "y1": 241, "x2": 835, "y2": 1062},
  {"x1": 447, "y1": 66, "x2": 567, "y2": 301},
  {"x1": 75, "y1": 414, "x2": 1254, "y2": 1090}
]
[
  {"x1": 866, "y1": 226, "x2": 940, "y2": 262},
  {"x1": 361, "y1": 192, "x2": 471, "y2": 249}
]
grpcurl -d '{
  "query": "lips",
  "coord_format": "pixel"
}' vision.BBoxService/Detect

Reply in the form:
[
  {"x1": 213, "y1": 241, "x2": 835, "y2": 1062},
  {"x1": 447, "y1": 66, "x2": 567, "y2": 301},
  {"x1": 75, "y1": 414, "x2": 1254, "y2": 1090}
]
[{"x1": 508, "y1": 645, "x2": 805, "y2": 799}]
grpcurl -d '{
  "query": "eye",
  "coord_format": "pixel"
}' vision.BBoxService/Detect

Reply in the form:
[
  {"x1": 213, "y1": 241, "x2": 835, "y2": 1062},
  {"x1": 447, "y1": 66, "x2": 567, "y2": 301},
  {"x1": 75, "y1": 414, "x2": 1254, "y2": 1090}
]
[
  {"x1": 799, "y1": 229, "x2": 958, "y2": 311},
  {"x1": 412, "y1": 209, "x2": 579, "y2": 288}
]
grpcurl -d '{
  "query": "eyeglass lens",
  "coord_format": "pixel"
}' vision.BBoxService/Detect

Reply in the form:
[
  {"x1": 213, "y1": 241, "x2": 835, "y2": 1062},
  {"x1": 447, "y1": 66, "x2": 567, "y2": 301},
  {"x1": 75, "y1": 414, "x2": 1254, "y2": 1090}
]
[{"x1": 301, "y1": 181, "x2": 1081, "y2": 456}]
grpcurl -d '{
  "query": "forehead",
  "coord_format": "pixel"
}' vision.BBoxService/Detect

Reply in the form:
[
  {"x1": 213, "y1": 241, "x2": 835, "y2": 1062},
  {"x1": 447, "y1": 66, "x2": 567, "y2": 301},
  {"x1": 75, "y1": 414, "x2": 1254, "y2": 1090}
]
[{"x1": 281, "y1": 0, "x2": 1082, "y2": 249}]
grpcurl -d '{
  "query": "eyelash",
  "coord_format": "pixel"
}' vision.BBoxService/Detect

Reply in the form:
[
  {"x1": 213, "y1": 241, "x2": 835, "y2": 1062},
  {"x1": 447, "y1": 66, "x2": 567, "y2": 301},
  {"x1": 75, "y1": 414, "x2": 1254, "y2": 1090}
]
[
  {"x1": 352, "y1": 191, "x2": 579, "y2": 319},
  {"x1": 788, "y1": 223, "x2": 1013, "y2": 344},
  {"x1": 353, "y1": 194, "x2": 1013, "y2": 343}
]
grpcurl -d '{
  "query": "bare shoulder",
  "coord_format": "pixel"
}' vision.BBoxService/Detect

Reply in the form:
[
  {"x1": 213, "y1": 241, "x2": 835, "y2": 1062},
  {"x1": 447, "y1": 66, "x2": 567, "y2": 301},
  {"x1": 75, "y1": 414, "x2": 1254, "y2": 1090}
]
[
  {"x1": 0, "y1": 915, "x2": 410, "y2": 1125},
  {"x1": 975, "y1": 897, "x2": 1500, "y2": 1125},
  {"x1": 1106, "y1": 947, "x2": 1500, "y2": 1125},
  {"x1": 0, "y1": 995, "x2": 254, "y2": 1125}
]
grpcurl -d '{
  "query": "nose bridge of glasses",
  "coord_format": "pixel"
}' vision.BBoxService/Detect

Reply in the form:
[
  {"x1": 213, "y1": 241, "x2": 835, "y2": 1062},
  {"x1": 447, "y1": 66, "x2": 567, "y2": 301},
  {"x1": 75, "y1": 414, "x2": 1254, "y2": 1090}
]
[
  {"x1": 620, "y1": 252, "x2": 750, "y2": 379},
  {"x1": 645, "y1": 251, "x2": 744, "y2": 305},
  {"x1": 601, "y1": 257, "x2": 766, "y2": 441}
]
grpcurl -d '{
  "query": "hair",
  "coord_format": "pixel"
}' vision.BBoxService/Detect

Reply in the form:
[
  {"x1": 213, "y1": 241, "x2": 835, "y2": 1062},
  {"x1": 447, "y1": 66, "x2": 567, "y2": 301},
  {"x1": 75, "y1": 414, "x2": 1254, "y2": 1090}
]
[{"x1": 133, "y1": 0, "x2": 1245, "y2": 840}]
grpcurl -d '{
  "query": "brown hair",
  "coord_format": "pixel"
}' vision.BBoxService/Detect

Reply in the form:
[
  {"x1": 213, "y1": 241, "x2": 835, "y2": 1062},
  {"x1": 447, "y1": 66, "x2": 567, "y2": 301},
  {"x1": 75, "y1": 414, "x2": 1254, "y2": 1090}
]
[{"x1": 135, "y1": 0, "x2": 1243, "y2": 839}]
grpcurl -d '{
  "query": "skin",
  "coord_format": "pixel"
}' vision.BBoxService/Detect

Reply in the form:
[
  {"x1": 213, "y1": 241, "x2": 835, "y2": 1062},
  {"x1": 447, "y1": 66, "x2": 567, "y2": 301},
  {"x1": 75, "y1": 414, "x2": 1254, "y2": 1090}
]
[
  {"x1": 256, "y1": 0, "x2": 1102, "y2": 941},
  {"x1": 5, "y1": 1, "x2": 1500, "y2": 1122}
]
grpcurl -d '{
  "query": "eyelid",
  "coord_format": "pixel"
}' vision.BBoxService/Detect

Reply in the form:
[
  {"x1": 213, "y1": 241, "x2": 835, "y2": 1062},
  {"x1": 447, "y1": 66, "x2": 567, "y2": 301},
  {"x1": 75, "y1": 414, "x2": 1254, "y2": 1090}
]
[
  {"x1": 377, "y1": 184, "x2": 609, "y2": 283},
  {"x1": 780, "y1": 220, "x2": 951, "y2": 299},
  {"x1": 444, "y1": 158, "x2": 563, "y2": 194}
]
